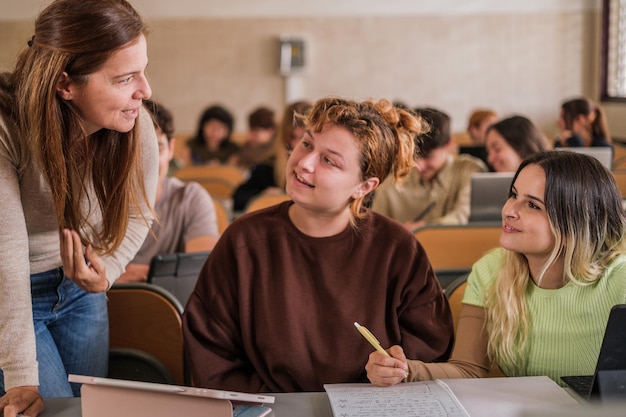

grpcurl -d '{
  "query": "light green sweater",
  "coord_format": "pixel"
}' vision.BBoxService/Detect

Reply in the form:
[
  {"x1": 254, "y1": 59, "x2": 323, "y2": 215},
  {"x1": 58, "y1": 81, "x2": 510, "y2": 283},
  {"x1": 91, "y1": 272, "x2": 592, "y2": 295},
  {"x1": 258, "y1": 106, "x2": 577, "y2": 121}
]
[{"x1": 464, "y1": 248, "x2": 626, "y2": 383}]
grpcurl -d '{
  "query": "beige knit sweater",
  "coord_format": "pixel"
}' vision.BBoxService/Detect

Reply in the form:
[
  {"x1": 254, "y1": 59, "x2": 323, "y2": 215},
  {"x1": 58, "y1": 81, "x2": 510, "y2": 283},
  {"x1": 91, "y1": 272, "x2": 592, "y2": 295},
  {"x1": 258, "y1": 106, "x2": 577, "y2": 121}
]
[{"x1": 0, "y1": 106, "x2": 158, "y2": 390}]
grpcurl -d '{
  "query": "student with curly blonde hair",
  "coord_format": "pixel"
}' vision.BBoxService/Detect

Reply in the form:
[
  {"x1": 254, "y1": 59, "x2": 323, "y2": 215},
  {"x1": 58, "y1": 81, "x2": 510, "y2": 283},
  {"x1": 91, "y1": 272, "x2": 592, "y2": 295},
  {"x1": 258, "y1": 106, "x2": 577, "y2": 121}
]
[
  {"x1": 184, "y1": 97, "x2": 454, "y2": 393},
  {"x1": 365, "y1": 150, "x2": 626, "y2": 386}
]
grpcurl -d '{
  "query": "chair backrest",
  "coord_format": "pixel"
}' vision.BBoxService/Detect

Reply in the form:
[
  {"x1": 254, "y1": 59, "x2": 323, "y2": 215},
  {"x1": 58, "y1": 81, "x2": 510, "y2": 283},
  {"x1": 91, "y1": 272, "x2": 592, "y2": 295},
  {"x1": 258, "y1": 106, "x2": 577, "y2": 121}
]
[
  {"x1": 107, "y1": 283, "x2": 188, "y2": 385},
  {"x1": 195, "y1": 177, "x2": 238, "y2": 200},
  {"x1": 444, "y1": 274, "x2": 469, "y2": 333},
  {"x1": 434, "y1": 267, "x2": 472, "y2": 290},
  {"x1": 414, "y1": 223, "x2": 501, "y2": 270},
  {"x1": 108, "y1": 347, "x2": 176, "y2": 385},
  {"x1": 211, "y1": 196, "x2": 231, "y2": 233},
  {"x1": 173, "y1": 164, "x2": 247, "y2": 186},
  {"x1": 244, "y1": 193, "x2": 291, "y2": 214},
  {"x1": 612, "y1": 144, "x2": 626, "y2": 170},
  {"x1": 173, "y1": 165, "x2": 247, "y2": 200},
  {"x1": 612, "y1": 170, "x2": 626, "y2": 198}
]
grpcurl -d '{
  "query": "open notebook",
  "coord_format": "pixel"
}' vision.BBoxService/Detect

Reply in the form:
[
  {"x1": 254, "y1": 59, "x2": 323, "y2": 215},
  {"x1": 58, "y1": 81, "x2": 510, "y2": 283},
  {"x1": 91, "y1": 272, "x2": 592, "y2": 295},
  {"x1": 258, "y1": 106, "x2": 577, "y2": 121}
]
[
  {"x1": 560, "y1": 304, "x2": 626, "y2": 400},
  {"x1": 69, "y1": 374, "x2": 274, "y2": 417}
]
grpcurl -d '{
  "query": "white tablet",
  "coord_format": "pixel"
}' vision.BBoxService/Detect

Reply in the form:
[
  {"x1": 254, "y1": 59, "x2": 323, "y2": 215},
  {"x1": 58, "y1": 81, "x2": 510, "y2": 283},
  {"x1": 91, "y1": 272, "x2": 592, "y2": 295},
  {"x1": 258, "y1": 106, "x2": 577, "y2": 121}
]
[{"x1": 68, "y1": 374, "x2": 275, "y2": 404}]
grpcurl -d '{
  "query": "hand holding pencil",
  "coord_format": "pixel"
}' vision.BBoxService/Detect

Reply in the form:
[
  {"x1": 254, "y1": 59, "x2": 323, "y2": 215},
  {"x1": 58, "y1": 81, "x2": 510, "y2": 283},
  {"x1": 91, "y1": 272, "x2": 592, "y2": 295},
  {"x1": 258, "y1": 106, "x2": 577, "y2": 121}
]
[{"x1": 354, "y1": 322, "x2": 409, "y2": 386}]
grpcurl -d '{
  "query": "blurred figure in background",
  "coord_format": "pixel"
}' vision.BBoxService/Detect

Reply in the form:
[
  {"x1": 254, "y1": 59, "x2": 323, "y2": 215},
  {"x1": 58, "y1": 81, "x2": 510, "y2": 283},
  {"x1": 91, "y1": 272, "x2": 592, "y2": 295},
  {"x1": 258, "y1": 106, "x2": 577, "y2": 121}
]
[
  {"x1": 458, "y1": 109, "x2": 499, "y2": 168},
  {"x1": 373, "y1": 107, "x2": 487, "y2": 231},
  {"x1": 184, "y1": 104, "x2": 240, "y2": 165},
  {"x1": 556, "y1": 96, "x2": 612, "y2": 148},
  {"x1": 486, "y1": 115, "x2": 549, "y2": 173}
]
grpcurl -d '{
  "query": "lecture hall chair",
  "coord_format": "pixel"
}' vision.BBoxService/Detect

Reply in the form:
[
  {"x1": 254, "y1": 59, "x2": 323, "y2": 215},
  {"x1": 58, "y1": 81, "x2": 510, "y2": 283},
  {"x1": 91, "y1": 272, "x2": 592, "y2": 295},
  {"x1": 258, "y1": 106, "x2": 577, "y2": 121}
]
[
  {"x1": 413, "y1": 223, "x2": 502, "y2": 270},
  {"x1": 107, "y1": 283, "x2": 189, "y2": 385}
]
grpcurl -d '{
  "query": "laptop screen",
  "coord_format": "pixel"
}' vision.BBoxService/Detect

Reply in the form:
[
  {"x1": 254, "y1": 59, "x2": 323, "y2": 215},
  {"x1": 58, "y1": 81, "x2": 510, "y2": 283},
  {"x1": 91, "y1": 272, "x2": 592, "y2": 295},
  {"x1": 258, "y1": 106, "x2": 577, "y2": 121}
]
[
  {"x1": 469, "y1": 172, "x2": 514, "y2": 223},
  {"x1": 147, "y1": 251, "x2": 210, "y2": 306}
]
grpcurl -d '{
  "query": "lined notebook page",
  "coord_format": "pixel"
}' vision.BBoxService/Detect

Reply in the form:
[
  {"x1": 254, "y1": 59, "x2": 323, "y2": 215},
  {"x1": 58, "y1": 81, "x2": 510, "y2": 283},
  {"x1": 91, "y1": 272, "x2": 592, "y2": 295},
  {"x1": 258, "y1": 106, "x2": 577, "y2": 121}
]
[{"x1": 324, "y1": 380, "x2": 469, "y2": 417}]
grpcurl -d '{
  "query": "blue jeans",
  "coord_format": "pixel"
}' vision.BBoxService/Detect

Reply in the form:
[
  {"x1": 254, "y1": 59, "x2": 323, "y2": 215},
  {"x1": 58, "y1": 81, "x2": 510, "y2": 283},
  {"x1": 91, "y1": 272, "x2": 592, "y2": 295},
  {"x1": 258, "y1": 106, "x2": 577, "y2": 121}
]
[{"x1": 0, "y1": 268, "x2": 108, "y2": 397}]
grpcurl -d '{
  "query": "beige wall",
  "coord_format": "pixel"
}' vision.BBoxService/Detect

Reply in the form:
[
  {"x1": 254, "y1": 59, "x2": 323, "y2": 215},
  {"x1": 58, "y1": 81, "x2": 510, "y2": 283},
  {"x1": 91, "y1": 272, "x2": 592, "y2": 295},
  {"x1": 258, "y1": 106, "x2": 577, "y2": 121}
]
[{"x1": 0, "y1": 8, "x2": 600, "y2": 139}]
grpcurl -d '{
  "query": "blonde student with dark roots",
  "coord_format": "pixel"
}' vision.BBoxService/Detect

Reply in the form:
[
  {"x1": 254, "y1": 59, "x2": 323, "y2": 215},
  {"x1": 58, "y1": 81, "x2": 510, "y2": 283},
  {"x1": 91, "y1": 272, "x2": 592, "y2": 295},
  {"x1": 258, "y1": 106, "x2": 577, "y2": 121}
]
[{"x1": 365, "y1": 150, "x2": 626, "y2": 387}]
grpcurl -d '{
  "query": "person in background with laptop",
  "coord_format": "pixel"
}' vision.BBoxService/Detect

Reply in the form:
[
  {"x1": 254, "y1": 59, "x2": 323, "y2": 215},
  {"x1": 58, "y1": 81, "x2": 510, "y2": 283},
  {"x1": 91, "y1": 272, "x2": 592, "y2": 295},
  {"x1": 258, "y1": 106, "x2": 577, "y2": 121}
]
[
  {"x1": 556, "y1": 96, "x2": 612, "y2": 148},
  {"x1": 118, "y1": 100, "x2": 220, "y2": 283},
  {"x1": 372, "y1": 107, "x2": 487, "y2": 231},
  {"x1": 0, "y1": 0, "x2": 159, "y2": 415},
  {"x1": 365, "y1": 151, "x2": 626, "y2": 387},
  {"x1": 183, "y1": 97, "x2": 454, "y2": 393},
  {"x1": 485, "y1": 115, "x2": 550, "y2": 173}
]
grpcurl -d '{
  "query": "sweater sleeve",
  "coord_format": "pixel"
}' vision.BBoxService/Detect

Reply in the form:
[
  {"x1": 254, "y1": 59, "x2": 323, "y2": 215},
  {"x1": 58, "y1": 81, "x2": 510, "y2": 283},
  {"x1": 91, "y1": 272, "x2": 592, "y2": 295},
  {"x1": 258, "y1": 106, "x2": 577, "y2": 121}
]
[
  {"x1": 182, "y1": 230, "x2": 269, "y2": 393},
  {"x1": 101, "y1": 107, "x2": 158, "y2": 287},
  {"x1": 0, "y1": 116, "x2": 39, "y2": 390},
  {"x1": 406, "y1": 304, "x2": 492, "y2": 380}
]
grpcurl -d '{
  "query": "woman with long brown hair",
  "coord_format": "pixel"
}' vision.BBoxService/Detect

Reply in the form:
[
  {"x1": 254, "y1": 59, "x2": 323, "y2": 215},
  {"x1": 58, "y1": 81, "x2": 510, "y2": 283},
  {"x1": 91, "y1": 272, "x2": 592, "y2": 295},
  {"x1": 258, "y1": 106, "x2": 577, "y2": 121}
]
[{"x1": 0, "y1": 0, "x2": 158, "y2": 414}]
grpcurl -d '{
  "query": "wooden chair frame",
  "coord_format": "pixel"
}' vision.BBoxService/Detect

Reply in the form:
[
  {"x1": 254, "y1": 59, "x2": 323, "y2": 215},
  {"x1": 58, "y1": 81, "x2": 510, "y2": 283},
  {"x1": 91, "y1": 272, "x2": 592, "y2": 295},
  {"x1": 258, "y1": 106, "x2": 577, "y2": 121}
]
[
  {"x1": 414, "y1": 223, "x2": 501, "y2": 270},
  {"x1": 107, "y1": 283, "x2": 188, "y2": 385}
]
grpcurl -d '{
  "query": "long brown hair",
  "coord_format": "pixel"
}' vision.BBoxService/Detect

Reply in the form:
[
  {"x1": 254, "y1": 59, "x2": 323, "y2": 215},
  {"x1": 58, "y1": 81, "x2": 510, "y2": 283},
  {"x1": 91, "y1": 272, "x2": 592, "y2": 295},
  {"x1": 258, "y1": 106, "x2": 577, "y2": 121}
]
[
  {"x1": 0, "y1": 0, "x2": 151, "y2": 255},
  {"x1": 561, "y1": 97, "x2": 611, "y2": 143}
]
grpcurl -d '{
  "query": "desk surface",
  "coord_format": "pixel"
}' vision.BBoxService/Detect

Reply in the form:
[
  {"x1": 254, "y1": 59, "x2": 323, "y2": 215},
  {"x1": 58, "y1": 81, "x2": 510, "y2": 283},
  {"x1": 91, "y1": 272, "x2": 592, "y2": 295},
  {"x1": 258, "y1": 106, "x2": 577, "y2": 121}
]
[{"x1": 40, "y1": 379, "x2": 625, "y2": 417}]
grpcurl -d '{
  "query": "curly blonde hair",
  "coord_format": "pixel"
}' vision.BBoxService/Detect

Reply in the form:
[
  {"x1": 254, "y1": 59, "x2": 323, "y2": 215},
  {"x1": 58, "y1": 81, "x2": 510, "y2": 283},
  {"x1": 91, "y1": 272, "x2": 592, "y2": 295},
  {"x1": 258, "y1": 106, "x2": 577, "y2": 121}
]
[{"x1": 305, "y1": 97, "x2": 428, "y2": 227}]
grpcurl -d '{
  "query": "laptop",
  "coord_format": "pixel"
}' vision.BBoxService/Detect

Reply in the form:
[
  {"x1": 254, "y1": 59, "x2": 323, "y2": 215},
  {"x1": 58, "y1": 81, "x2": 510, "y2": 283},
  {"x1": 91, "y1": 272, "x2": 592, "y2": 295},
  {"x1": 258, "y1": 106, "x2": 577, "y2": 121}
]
[
  {"x1": 560, "y1": 304, "x2": 626, "y2": 400},
  {"x1": 68, "y1": 374, "x2": 274, "y2": 417},
  {"x1": 458, "y1": 145, "x2": 489, "y2": 168},
  {"x1": 147, "y1": 251, "x2": 210, "y2": 306},
  {"x1": 554, "y1": 147, "x2": 613, "y2": 170},
  {"x1": 469, "y1": 172, "x2": 514, "y2": 223}
]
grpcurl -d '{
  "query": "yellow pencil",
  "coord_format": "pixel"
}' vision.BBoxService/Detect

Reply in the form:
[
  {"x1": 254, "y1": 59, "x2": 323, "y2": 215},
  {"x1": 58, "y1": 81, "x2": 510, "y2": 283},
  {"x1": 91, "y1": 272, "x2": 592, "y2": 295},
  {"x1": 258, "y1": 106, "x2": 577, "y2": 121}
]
[{"x1": 353, "y1": 322, "x2": 390, "y2": 357}]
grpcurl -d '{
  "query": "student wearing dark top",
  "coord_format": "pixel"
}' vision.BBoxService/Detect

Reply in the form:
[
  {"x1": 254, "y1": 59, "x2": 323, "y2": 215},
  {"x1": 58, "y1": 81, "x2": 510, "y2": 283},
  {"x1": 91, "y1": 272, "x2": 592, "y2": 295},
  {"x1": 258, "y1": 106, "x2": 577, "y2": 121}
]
[
  {"x1": 232, "y1": 107, "x2": 277, "y2": 211},
  {"x1": 556, "y1": 97, "x2": 612, "y2": 148},
  {"x1": 185, "y1": 104, "x2": 240, "y2": 165},
  {"x1": 183, "y1": 97, "x2": 454, "y2": 393}
]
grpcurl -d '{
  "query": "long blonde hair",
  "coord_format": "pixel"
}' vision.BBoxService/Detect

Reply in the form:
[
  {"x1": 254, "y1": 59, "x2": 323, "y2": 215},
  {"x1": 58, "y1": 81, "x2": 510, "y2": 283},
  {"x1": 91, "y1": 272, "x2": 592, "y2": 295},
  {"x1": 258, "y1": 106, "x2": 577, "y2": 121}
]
[
  {"x1": 305, "y1": 97, "x2": 428, "y2": 227},
  {"x1": 486, "y1": 151, "x2": 626, "y2": 370},
  {"x1": 0, "y1": 0, "x2": 151, "y2": 255}
]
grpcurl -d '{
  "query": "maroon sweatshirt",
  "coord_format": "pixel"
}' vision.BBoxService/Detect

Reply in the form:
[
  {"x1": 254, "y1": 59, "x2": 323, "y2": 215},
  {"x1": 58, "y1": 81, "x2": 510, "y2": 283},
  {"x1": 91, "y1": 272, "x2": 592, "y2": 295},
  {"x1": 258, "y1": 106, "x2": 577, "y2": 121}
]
[{"x1": 183, "y1": 201, "x2": 453, "y2": 393}]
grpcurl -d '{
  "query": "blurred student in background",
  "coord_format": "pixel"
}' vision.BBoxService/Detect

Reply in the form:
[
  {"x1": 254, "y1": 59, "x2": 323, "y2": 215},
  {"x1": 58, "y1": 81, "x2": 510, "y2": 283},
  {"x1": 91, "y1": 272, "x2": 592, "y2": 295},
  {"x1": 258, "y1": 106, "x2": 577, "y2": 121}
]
[
  {"x1": 373, "y1": 107, "x2": 487, "y2": 231},
  {"x1": 467, "y1": 109, "x2": 498, "y2": 145},
  {"x1": 119, "y1": 100, "x2": 219, "y2": 282},
  {"x1": 231, "y1": 106, "x2": 278, "y2": 211},
  {"x1": 556, "y1": 97, "x2": 611, "y2": 148},
  {"x1": 237, "y1": 106, "x2": 277, "y2": 169},
  {"x1": 486, "y1": 115, "x2": 549, "y2": 172},
  {"x1": 365, "y1": 151, "x2": 626, "y2": 387},
  {"x1": 184, "y1": 104, "x2": 240, "y2": 165},
  {"x1": 458, "y1": 109, "x2": 499, "y2": 168}
]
